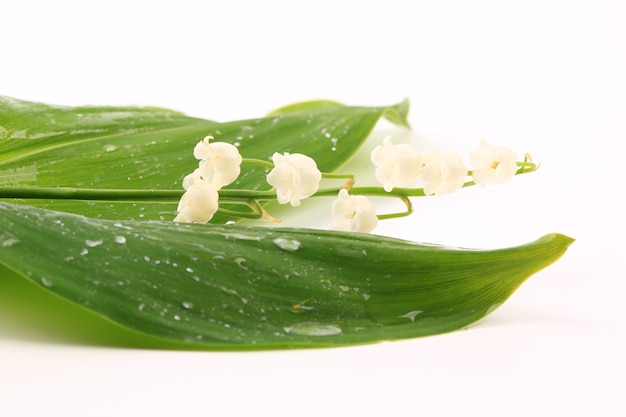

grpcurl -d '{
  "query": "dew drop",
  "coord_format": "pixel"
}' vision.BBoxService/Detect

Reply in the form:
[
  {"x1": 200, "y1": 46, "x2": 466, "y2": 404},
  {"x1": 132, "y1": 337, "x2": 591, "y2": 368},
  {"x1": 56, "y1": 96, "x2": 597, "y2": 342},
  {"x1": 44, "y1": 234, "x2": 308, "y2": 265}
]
[
  {"x1": 273, "y1": 237, "x2": 301, "y2": 252},
  {"x1": 114, "y1": 236, "x2": 126, "y2": 244},
  {"x1": 397, "y1": 310, "x2": 423, "y2": 322},
  {"x1": 80, "y1": 248, "x2": 89, "y2": 256},
  {"x1": 85, "y1": 239, "x2": 103, "y2": 247},
  {"x1": 173, "y1": 315, "x2": 181, "y2": 321},
  {"x1": 182, "y1": 301, "x2": 194, "y2": 309},
  {"x1": 234, "y1": 257, "x2": 248, "y2": 269},
  {"x1": 114, "y1": 222, "x2": 133, "y2": 230},
  {"x1": 40, "y1": 277, "x2": 53, "y2": 287},
  {"x1": 284, "y1": 322, "x2": 342, "y2": 336},
  {"x1": 330, "y1": 137, "x2": 338, "y2": 151},
  {"x1": 103, "y1": 144, "x2": 118, "y2": 152},
  {"x1": 1, "y1": 232, "x2": 19, "y2": 247}
]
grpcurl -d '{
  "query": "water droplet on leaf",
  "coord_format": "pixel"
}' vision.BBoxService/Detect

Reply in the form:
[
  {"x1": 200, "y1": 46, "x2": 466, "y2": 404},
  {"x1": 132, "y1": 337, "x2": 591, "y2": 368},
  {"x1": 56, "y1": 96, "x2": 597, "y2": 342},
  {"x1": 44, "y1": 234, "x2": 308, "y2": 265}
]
[
  {"x1": 284, "y1": 322, "x2": 342, "y2": 336},
  {"x1": 234, "y1": 257, "x2": 248, "y2": 269},
  {"x1": 273, "y1": 237, "x2": 301, "y2": 252},
  {"x1": 397, "y1": 310, "x2": 423, "y2": 322}
]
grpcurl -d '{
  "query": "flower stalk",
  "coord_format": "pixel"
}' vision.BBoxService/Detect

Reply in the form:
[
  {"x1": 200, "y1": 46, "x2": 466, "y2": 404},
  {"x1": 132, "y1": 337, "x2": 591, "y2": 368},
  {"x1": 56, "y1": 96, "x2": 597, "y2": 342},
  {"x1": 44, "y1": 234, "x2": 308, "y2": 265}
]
[
  {"x1": 0, "y1": 136, "x2": 537, "y2": 231},
  {"x1": 0, "y1": 157, "x2": 535, "y2": 211}
]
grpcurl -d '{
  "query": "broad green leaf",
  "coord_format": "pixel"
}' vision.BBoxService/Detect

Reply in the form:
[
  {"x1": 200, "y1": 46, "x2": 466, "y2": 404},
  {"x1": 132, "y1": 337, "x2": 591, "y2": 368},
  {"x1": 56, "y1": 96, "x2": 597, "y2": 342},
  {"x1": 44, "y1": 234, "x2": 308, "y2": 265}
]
[
  {"x1": 266, "y1": 99, "x2": 346, "y2": 115},
  {"x1": 0, "y1": 96, "x2": 409, "y2": 222},
  {"x1": 0, "y1": 263, "x2": 199, "y2": 349},
  {"x1": 0, "y1": 202, "x2": 573, "y2": 350}
]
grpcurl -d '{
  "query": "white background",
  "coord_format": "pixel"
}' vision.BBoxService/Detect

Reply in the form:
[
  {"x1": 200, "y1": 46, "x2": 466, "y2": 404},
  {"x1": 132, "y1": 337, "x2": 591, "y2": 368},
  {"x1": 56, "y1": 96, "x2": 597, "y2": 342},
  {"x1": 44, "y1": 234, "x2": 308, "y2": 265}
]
[{"x1": 1, "y1": 1, "x2": 625, "y2": 416}]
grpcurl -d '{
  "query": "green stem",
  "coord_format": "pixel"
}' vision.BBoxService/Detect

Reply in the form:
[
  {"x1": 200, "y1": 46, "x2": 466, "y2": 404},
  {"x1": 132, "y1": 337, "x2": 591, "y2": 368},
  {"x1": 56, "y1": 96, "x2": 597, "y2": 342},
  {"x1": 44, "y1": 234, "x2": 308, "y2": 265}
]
[
  {"x1": 242, "y1": 158, "x2": 355, "y2": 182},
  {"x1": 377, "y1": 197, "x2": 413, "y2": 220},
  {"x1": 216, "y1": 206, "x2": 263, "y2": 220},
  {"x1": 321, "y1": 172, "x2": 355, "y2": 180},
  {"x1": 241, "y1": 158, "x2": 274, "y2": 170},
  {"x1": 0, "y1": 187, "x2": 184, "y2": 201},
  {"x1": 0, "y1": 186, "x2": 277, "y2": 202},
  {"x1": 0, "y1": 161, "x2": 537, "y2": 204}
]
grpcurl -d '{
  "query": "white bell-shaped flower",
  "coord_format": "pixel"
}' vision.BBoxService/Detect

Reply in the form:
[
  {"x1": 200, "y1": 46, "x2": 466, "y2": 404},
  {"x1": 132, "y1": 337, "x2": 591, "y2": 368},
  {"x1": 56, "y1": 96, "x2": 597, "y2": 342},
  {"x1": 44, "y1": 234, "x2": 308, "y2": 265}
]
[
  {"x1": 371, "y1": 137, "x2": 422, "y2": 192},
  {"x1": 193, "y1": 136, "x2": 242, "y2": 189},
  {"x1": 266, "y1": 152, "x2": 322, "y2": 207},
  {"x1": 181, "y1": 168, "x2": 202, "y2": 190},
  {"x1": 330, "y1": 188, "x2": 378, "y2": 233},
  {"x1": 420, "y1": 150, "x2": 467, "y2": 195},
  {"x1": 173, "y1": 180, "x2": 219, "y2": 223},
  {"x1": 469, "y1": 140, "x2": 518, "y2": 186}
]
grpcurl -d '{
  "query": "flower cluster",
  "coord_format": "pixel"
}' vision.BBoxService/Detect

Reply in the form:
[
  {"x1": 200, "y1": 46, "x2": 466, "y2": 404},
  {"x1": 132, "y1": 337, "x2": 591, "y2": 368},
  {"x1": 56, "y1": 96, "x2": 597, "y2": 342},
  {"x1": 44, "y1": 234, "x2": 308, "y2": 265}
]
[
  {"x1": 175, "y1": 133, "x2": 526, "y2": 234},
  {"x1": 371, "y1": 137, "x2": 518, "y2": 193},
  {"x1": 174, "y1": 136, "x2": 242, "y2": 223}
]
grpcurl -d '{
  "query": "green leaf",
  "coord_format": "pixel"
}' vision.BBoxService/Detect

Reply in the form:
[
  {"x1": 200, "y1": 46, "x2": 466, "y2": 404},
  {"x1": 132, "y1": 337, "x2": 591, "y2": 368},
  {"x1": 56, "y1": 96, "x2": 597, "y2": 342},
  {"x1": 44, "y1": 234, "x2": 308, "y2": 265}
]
[
  {"x1": 266, "y1": 99, "x2": 346, "y2": 115},
  {"x1": 0, "y1": 202, "x2": 574, "y2": 350},
  {"x1": 0, "y1": 96, "x2": 409, "y2": 222}
]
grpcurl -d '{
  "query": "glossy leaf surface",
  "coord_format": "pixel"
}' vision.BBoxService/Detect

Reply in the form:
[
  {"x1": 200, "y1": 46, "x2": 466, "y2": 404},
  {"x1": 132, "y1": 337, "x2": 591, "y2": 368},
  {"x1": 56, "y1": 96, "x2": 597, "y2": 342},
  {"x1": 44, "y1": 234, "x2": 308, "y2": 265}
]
[
  {"x1": 0, "y1": 96, "x2": 408, "y2": 221},
  {"x1": 0, "y1": 202, "x2": 573, "y2": 350}
]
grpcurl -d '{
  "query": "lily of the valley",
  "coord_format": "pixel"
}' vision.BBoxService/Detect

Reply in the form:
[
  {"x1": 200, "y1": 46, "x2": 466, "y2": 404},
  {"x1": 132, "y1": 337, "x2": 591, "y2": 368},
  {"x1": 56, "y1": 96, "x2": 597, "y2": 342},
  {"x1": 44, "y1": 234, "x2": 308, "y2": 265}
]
[
  {"x1": 174, "y1": 180, "x2": 219, "y2": 223},
  {"x1": 266, "y1": 152, "x2": 322, "y2": 207},
  {"x1": 371, "y1": 137, "x2": 422, "y2": 192},
  {"x1": 420, "y1": 150, "x2": 467, "y2": 195},
  {"x1": 175, "y1": 136, "x2": 243, "y2": 223},
  {"x1": 193, "y1": 135, "x2": 242, "y2": 189},
  {"x1": 469, "y1": 140, "x2": 518, "y2": 186},
  {"x1": 330, "y1": 188, "x2": 378, "y2": 233}
]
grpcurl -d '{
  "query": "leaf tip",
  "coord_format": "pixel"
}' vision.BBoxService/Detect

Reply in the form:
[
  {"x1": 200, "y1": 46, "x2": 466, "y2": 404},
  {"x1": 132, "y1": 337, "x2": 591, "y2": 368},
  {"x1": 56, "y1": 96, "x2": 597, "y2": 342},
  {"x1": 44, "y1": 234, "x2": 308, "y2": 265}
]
[{"x1": 383, "y1": 98, "x2": 411, "y2": 128}]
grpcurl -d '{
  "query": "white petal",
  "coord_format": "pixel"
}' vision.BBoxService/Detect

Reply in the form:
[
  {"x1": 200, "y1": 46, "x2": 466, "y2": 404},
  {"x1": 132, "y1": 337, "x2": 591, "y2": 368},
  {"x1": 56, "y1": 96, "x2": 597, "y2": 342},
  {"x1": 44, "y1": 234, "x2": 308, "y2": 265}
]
[
  {"x1": 266, "y1": 152, "x2": 322, "y2": 207},
  {"x1": 174, "y1": 182, "x2": 219, "y2": 223},
  {"x1": 421, "y1": 150, "x2": 467, "y2": 195},
  {"x1": 193, "y1": 136, "x2": 214, "y2": 160},
  {"x1": 371, "y1": 137, "x2": 421, "y2": 192},
  {"x1": 330, "y1": 189, "x2": 378, "y2": 233},
  {"x1": 470, "y1": 141, "x2": 518, "y2": 186},
  {"x1": 193, "y1": 139, "x2": 243, "y2": 189},
  {"x1": 182, "y1": 169, "x2": 202, "y2": 190}
]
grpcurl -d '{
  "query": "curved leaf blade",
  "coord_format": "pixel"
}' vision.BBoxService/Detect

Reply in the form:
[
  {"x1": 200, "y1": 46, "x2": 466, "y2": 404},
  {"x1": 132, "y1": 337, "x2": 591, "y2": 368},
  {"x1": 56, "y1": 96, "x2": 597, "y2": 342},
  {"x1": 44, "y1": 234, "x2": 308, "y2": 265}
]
[
  {"x1": 0, "y1": 96, "x2": 409, "y2": 221},
  {"x1": 0, "y1": 202, "x2": 573, "y2": 350}
]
